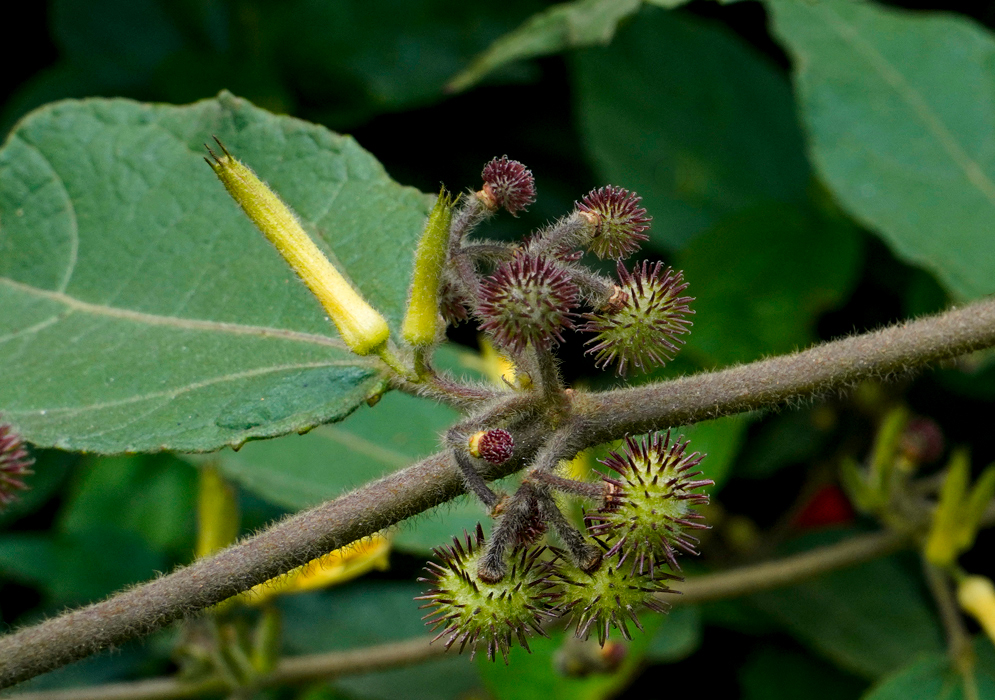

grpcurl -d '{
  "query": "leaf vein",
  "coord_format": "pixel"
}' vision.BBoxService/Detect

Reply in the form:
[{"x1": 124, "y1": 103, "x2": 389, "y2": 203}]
[{"x1": 0, "y1": 276, "x2": 348, "y2": 349}]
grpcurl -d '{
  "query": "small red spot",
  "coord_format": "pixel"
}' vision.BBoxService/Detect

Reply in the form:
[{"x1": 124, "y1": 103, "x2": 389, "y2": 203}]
[{"x1": 793, "y1": 485, "x2": 854, "y2": 530}]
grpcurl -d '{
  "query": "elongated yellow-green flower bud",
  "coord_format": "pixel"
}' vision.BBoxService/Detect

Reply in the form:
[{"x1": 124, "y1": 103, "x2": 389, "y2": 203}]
[
  {"x1": 206, "y1": 140, "x2": 390, "y2": 356},
  {"x1": 402, "y1": 188, "x2": 453, "y2": 347}
]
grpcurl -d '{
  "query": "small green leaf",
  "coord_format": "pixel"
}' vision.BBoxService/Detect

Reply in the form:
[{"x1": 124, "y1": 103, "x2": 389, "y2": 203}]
[
  {"x1": 448, "y1": 0, "x2": 643, "y2": 93},
  {"x1": 0, "y1": 92, "x2": 431, "y2": 453},
  {"x1": 574, "y1": 8, "x2": 811, "y2": 247},
  {"x1": 768, "y1": 0, "x2": 995, "y2": 299}
]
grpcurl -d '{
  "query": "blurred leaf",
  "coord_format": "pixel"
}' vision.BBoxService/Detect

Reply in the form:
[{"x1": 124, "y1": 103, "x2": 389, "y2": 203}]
[
  {"x1": 740, "y1": 645, "x2": 867, "y2": 700},
  {"x1": 768, "y1": 0, "x2": 995, "y2": 300},
  {"x1": 478, "y1": 614, "x2": 663, "y2": 700},
  {"x1": 280, "y1": 581, "x2": 481, "y2": 700},
  {"x1": 863, "y1": 653, "x2": 995, "y2": 700},
  {"x1": 749, "y1": 532, "x2": 943, "y2": 679},
  {"x1": 0, "y1": 92, "x2": 431, "y2": 453},
  {"x1": 736, "y1": 408, "x2": 835, "y2": 480},
  {"x1": 277, "y1": 0, "x2": 544, "y2": 123},
  {"x1": 678, "y1": 413, "x2": 751, "y2": 490},
  {"x1": 52, "y1": 0, "x2": 184, "y2": 88},
  {"x1": 700, "y1": 598, "x2": 778, "y2": 635},
  {"x1": 646, "y1": 605, "x2": 701, "y2": 662},
  {"x1": 206, "y1": 389, "x2": 484, "y2": 554},
  {"x1": 61, "y1": 453, "x2": 196, "y2": 557},
  {"x1": 447, "y1": 0, "x2": 643, "y2": 93},
  {"x1": 3, "y1": 0, "x2": 546, "y2": 133},
  {"x1": 574, "y1": 8, "x2": 810, "y2": 248},
  {"x1": 0, "y1": 449, "x2": 76, "y2": 529},
  {"x1": 678, "y1": 204, "x2": 863, "y2": 367},
  {"x1": 0, "y1": 529, "x2": 164, "y2": 607}
]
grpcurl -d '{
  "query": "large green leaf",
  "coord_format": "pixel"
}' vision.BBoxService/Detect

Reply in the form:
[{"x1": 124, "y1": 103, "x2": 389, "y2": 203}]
[
  {"x1": 574, "y1": 8, "x2": 811, "y2": 248},
  {"x1": 677, "y1": 413, "x2": 751, "y2": 490},
  {"x1": 0, "y1": 92, "x2": 431, "y2": 453},
  {"x1": 768, "y1": 0, "x2": 995, "y2": 300},
  {"x1": 646, "y1": 605, "x2": 702, "y2": 662},
  {"x1": 0, "y1": 529, "x2": 164, "y2": 608},
  {"x1": 749, "y1": 534, "x2": 944, "y2": 679}
]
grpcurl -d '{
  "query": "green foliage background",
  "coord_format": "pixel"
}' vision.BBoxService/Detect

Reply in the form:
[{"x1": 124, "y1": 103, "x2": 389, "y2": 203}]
[{"x1": 2, "y1": 0, "x2": 995, "y2": 698}]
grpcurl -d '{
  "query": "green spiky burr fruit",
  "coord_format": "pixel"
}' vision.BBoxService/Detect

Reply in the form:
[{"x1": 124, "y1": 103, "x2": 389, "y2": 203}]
[
  {"x1": 586, "y1": 432, "x2": 712, "y2": 574},
  {"x1": 552, "y1": 549, "x2": 679, "y2": 646},
  {"x1": 416, "y1": 524, "x2": 559, "y2": 663},
  {"x1": 581, "y1": 261, "x2": 693, "y2": 375}
]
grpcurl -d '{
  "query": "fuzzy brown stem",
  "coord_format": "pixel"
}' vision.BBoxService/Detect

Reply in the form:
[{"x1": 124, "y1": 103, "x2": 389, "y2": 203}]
[
  {"x1": 2, "y1": 299, "x2": 995, "y2": 688},
  {"x1": 575, "y1": 297, "x2": 995, "y2": 447}
]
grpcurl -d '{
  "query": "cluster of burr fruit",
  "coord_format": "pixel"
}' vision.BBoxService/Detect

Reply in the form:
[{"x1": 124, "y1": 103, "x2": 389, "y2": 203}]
[{"x1": 412, "y1": 157, "x2": 713, "y2": 662}]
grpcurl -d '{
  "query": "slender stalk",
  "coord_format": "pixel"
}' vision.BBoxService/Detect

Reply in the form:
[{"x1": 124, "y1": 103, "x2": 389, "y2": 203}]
[
  {"x1": 4, "y1": 638, "x2": 445, "y2": 700},
  {"x1": 4, "y1": 529, "x2": 909, "y2": 700},
  {"x1": 674, "y1": 529, "x2": 907, "y2": 605},
  {"x1": 2, "y1": 298, "x2": 995, "y2": 688}
]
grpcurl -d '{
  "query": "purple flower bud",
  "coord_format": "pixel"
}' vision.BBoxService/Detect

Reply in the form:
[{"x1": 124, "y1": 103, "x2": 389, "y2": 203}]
[
  {"x1": 576, "y1": 186, "x2": 651, "y2": 260},
  {"x1": 469, "y1": 429, "x2": 515, "y2": 465},
  {"x1": 480, "y1": 156, "x2": 537, "y2": 216},
  {"x1": 0, "y1": 421, "x2": 33, "y2": 509}
]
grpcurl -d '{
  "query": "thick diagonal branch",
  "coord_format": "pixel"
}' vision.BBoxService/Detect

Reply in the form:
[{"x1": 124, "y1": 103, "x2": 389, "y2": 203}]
[
  {"x1": 2, "y1": 297, "x2": 995, "y2": 689},
  {"x1": 574, "y1": 298, "x2": 995, "y2": 445}
]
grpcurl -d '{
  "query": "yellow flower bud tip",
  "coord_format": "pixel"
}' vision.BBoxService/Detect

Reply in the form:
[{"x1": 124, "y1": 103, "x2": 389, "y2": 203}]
[
  {"x1": 402, "y1": 188, "x2": 454, "y2": 348},
  {"x1": 205, "y1": 138, "x2": 390, "y2": 356},
  {"x1": 468, "y1": 429, "x2": 514, "y2": 465},
  {"x1": 958, "y1": 576, "x2": 995, "y2": 642}
]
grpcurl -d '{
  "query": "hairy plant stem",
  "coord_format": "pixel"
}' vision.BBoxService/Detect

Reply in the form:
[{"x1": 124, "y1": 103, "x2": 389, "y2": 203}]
[
  {"x1": 3, "y1": 298, "x2": 995, "y2": 688},
  {"x1": 4, "y1": 529, "x2": 908, "y2": 700},
  {"x1": 575, "y1": 297, "x2": 995, "y2": 447}
]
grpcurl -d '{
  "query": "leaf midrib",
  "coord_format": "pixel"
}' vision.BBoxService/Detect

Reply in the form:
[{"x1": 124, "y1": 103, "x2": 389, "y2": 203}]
[{"x1": 0, "y1": 276, "x2": 346, "y2": 350}]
